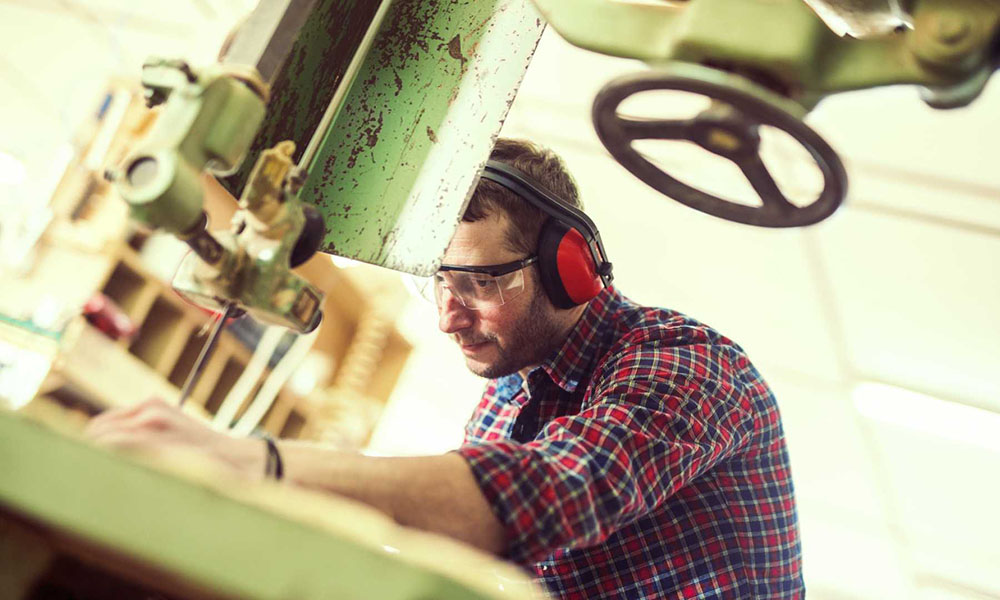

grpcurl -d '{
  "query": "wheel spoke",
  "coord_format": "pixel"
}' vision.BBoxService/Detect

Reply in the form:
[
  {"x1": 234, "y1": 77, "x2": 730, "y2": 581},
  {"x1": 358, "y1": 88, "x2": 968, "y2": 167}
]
[
  {"x1": 618, "y1": 117, "x2": 693, "y2": 141},
  {"x1": 738, "y1": 155, "x2": 797, "y2": 214}
]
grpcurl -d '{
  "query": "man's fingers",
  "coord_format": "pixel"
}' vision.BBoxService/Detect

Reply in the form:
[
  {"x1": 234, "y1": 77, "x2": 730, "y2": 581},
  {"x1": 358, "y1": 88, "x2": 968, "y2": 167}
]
[
  {"x1": 88, "y1": 415, "x2": 180, "y2": 449},
  {"x1": 88, "y1": 428, "x2": 154, "y2": 450},
  {"x1": 84, "y1": 399, "x2": 238, "y2": 474},
  {"x1": 86, "y1": 408, "x2": 144, "y2": 438},
  {"x1": 89, "y1": 431, "x2": 189, "y2": 463},
  {"x1": 86, "y1": 398, "x2": 173, "y2": 439},
  {"x1": 88, "y1": 397, "x2": 162, "y2": 426}
]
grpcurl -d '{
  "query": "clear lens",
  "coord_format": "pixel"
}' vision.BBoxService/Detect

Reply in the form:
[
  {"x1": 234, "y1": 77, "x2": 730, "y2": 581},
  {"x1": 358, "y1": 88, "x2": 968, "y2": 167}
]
[
  {"x1": 406, "y1": 274, "x2": 435, "y2": 305},
  {"x1": 434, "y1": 269, "x2": 526, "y2": 310}
]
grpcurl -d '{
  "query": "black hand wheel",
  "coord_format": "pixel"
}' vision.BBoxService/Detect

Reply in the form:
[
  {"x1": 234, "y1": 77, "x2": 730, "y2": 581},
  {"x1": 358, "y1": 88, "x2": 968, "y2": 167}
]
[{"x1": 592, "y1": 63, "x2": 848, "y2": 227}]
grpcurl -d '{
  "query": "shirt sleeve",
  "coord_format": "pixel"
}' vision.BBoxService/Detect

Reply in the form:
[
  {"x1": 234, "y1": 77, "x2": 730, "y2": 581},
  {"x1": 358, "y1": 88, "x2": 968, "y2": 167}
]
[{"x1": 455, "y1": 342, "x2": 756, "y2": 565}]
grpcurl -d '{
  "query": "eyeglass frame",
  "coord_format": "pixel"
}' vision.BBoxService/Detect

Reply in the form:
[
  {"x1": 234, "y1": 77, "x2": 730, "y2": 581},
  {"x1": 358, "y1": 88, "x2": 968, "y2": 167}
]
[
  {"x1": 432, "y1": 255, "x2": 539, "y2": 309},
  {"x1": 437, "y1": 255, "x2": 538, "y2": 277}
]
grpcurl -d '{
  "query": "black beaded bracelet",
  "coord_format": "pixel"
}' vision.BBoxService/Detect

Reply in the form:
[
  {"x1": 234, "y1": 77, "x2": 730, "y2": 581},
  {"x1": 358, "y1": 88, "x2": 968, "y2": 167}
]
[{"x1": 251, "y1": 431, "x2": 284, "y2": 480}]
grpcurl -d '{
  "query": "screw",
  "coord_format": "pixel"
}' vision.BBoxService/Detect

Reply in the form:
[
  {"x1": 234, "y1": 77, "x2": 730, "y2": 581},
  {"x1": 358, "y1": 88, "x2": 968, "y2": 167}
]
[
  {"x1": 287, "y1": 166, "x2": 307, "y2": 194},
  {"x1": 143, "y1": 88, "x2": 167, "y2": 108},
  {"x1": 935, "y1": 13, "x2": 971, "y2": 45}
]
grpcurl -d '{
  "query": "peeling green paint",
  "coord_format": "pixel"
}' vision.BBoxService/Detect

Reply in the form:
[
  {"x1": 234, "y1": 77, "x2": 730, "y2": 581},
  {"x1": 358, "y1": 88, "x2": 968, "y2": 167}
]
[
  {"x1": 300, "y1": 0, "x2": 546, "y2": 274},
  {"x1": 220, "y1": 0, "x2": 385, "y2": 199}
]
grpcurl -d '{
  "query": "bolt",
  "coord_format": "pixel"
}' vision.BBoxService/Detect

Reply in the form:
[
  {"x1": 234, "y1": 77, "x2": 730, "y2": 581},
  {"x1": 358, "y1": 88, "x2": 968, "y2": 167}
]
[
  {"x1": 707, "y1": 128, "x2": 742, "y2": 153},
  {"x1": 935, "y1": 13, "x2": 971, "y2": 45},
  {"x1": 178, "y1": 62, "x2": 197, "y2": 83},
  {"x1": 143, "y1": 88, "x2": 167, "y2": 108},
  {"x1": 287, "y1": 166, "x2": 307, "y2": 194}
]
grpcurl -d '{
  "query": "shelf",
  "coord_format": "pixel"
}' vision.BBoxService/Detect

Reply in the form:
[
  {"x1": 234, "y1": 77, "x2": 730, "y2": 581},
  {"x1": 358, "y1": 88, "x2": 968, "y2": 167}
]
[
  {"x1": 101, "y1": 261, "x2": 147, "y2": 320},
  {"x1": 204, "y1": 357, "x2": 244, "y2": 416},
  {"x1": 128, "y1": 296, "x2": 186, "y2": 372},
  {"x1": 59, "y1": 319, "x2": 180, "y2": 410}
]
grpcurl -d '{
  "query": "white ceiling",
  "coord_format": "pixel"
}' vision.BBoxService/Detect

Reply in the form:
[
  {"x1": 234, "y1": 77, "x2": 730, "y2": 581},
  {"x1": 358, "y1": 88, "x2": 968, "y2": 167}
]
[{"x1": 2, "y1": 3, "x2": 999, "y2": 599}]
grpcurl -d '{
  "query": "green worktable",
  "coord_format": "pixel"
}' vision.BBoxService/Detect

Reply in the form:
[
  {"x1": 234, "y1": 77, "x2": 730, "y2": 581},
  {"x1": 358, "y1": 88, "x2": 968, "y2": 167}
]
[{"x1": 0, "y1": 410, "x2": 543, "y2": 599}]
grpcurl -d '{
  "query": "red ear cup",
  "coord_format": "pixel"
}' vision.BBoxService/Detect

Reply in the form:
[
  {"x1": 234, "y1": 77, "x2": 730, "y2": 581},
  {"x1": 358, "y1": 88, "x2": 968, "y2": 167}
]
[
  {"x1": 536, "y1": 219, "x2": 603, "y2": 309},
  {"x1": 558, "y1": 228, "x2": 603, "y2": 304}
]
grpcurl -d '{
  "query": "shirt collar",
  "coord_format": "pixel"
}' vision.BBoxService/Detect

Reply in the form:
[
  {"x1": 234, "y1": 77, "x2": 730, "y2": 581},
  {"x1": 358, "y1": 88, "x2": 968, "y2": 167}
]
[{"x1": 530, "y1": 286, "x2": 623, "y2": 393}]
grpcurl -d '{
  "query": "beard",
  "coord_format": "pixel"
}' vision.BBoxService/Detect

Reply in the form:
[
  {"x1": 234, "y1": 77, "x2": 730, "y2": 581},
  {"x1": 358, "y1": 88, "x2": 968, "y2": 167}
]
[{"x1": 462, "y1": 289, "x2": 566, "y2": 379}]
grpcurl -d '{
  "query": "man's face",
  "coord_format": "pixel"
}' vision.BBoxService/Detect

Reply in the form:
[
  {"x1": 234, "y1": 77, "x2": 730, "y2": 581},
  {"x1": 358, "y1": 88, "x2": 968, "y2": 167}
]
[{"x1": 437, "y1": 213, "x2": 564, "y2": 378}]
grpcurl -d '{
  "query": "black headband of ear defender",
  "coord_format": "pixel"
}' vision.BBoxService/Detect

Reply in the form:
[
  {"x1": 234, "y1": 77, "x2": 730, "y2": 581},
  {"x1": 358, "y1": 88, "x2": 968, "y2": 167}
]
[{"x1": 480, "y1": 160, "x2": 614, "y2": 286}]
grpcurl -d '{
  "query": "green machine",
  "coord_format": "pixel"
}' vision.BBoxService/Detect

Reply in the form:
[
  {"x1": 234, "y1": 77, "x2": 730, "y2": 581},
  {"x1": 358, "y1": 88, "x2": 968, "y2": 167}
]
[
  {"x1": 533, "y1": 0, "x2": 1000, "y2": 227},
  {"x1": 106, "y1": 0, "x2": 549, "y2": 339}
]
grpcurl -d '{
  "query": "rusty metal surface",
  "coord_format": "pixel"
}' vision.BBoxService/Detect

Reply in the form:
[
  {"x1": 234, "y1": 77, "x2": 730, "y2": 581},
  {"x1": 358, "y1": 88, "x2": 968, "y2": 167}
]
[
  {"x1": 300, "y1": 0, "x2": 546, "y2": 275},
  {"x1": 220, "y1": 0, "x2": 385, "y2": 198}
]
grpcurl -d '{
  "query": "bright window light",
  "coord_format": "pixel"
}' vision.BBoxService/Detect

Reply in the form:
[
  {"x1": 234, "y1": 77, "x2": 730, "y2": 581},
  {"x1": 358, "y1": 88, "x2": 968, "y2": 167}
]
[
  {"x1": 853, "y1": 382, "x2": 1000, "y2": 453},
  {"x1": 0, "y1": 152, "x2": 26, "y2": 186},
  {"x1": 329, "y1": 254, "x2": 362, "y2": 269},
  {"x1": 0, "y1": 339, "x2": 53, "y2": 410}
]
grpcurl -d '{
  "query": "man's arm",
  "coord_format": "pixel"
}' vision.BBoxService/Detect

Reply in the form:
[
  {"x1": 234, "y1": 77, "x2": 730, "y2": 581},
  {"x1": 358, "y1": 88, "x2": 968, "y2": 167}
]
[
  {"x1": 267, "y1": 443, "x2": 506, "y2": 552},
  {"x1": 86, "y1": 399, "x2": 506, "y2": 554}
]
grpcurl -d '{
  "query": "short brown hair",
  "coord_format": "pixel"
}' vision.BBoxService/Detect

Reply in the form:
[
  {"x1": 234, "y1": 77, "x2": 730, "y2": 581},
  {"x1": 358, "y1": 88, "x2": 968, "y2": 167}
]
[{"x1": 464, "y1": 138, "x2": 581, "y2": 255}]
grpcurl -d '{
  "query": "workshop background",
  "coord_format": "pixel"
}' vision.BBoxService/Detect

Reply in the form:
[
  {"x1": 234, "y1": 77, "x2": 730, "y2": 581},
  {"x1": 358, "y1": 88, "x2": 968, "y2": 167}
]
[{"x1": 1, "y1": 2, "x2": 998, "y2": 599}]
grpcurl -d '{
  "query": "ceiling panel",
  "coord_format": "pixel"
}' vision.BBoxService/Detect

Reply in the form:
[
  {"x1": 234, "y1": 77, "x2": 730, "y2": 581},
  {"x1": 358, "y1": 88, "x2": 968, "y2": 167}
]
[
  {"x1": 798, "y1": 511, "x2": 913, "y2": 600},
  {"x1": 815, "y1": 209, "x2": 1000, "y2": 411},
  {"x1": 765, "y1": 373, "x2": 886, "y2": 522},
  {"x1": 807, "y1": 83, "x2": 1000, "y2": 232},
  {"x1": 809, "y1": 81, "x2": 1000, "y2": 193},
  {"x1": 860, "y1": 406, "x2": 1000, "y2": 596},
  {"x1": 841, "y1": 161, "x2": 1000, "y2": 235}
]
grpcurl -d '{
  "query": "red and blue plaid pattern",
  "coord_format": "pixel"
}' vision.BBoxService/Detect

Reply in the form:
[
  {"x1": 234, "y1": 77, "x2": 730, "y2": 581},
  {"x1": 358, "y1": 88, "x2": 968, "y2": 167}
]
[{"x1": 456, "y1": 287, "x2": 803, "y2": 599}]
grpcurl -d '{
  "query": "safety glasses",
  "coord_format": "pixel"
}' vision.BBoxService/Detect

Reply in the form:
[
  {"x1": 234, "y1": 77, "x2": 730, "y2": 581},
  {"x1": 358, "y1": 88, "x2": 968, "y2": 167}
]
[{"x1": 416, "y1": 256, "x2": 538, "y2": 310}]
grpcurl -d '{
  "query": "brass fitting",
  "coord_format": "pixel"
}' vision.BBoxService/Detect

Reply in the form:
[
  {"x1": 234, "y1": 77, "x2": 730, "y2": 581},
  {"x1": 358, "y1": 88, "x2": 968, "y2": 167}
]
[{"x1": 239, "y1": 141, "x2": 297, "y2": 238}]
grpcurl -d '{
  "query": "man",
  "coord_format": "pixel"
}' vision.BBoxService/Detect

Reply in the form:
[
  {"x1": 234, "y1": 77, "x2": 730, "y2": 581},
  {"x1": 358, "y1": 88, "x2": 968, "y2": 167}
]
[{"x1": 89, "y1": 138, "x2": 804, "y2": 599}]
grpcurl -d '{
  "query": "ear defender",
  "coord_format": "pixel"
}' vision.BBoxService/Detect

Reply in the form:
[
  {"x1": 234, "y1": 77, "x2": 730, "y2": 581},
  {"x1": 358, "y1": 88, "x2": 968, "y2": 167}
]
[
  {"x1": 537, "y1": 218, "x2": 604, "y2": 309},
  {"x1": 481, "y1": 160, "x2": 613, "y2": 309}
]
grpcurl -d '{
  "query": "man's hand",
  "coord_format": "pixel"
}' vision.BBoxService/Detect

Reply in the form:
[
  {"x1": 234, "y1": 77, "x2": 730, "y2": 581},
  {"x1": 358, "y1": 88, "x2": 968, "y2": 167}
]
[
  {"x1": 86, "y1": 399, "x2": 262, "y2": 477},
  {"x1": 86, "y1": 399, "x2": 506, "y2": 554}
]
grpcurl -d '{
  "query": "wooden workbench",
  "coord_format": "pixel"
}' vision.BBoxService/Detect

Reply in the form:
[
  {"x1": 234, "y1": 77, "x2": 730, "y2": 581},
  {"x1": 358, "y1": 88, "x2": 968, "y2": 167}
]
[{"x1": 0, "y1": 410, "x2": 545, "y2": 599}]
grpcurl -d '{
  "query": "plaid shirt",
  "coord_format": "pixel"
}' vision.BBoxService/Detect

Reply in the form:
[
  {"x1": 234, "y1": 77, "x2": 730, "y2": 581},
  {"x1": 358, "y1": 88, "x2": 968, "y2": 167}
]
[{"x1": 456, "y1": 287, "x2": 803, "y2": 599}]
